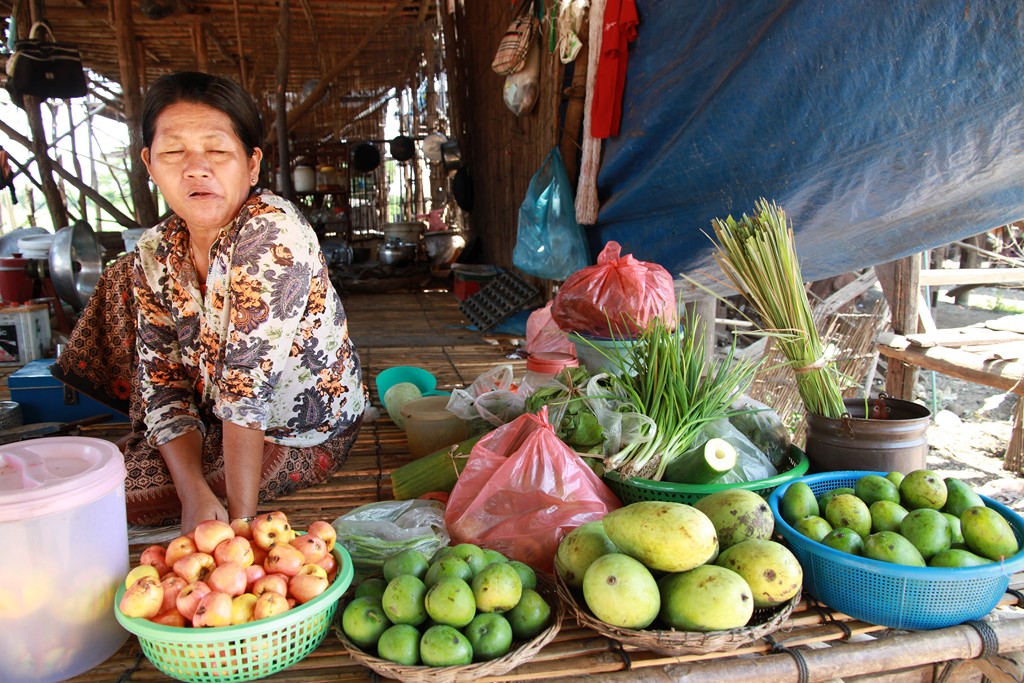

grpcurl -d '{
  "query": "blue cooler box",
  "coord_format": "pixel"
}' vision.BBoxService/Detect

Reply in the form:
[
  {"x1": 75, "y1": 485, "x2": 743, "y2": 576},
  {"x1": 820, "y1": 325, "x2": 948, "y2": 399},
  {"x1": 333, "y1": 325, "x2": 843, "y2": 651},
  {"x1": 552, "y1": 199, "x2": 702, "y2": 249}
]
[{"x1": 8, "y1": 358, "x2": 129, "y2": 424}]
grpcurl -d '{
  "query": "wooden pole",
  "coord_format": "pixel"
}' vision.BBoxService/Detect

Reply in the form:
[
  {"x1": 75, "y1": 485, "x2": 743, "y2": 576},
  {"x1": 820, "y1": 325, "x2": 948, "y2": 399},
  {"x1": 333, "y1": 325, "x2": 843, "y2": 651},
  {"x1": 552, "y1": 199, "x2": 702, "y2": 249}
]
[
  {"x1": 274, "y1": 0, "x2": 293, "y2": 198},
  {"x1": 232, "y1": 0, "x2": 248, "y2": 86},
  {"x1": 112, "y1": 0, "x2": 159, "y2": 227},
  {"x1": 876, "y1": 255, "x2": 921, "y2": 399},
  {"x1": 191, "y1": 17, "x2": 209, "y2": 72}
]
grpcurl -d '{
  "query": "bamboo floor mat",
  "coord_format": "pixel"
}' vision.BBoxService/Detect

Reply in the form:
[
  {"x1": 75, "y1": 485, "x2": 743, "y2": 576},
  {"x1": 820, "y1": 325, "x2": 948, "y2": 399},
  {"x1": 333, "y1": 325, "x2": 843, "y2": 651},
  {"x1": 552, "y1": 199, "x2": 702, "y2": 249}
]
[{"x1": 21, "y1": 289, "x2": 1024, "y2": 682}]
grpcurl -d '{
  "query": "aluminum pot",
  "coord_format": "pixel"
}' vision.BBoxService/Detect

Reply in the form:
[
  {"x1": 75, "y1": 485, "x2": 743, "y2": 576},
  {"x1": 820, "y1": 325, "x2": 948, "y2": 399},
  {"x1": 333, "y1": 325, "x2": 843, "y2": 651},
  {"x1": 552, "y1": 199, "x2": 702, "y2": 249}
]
[{"x1": 379, "y1": 241, "x2": 417, "y2": 265}]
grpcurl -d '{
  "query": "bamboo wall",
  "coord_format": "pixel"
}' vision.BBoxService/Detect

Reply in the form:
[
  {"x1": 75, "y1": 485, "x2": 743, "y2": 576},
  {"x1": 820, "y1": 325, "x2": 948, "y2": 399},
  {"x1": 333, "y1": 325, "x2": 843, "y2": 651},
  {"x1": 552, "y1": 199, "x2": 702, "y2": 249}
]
[{"x1": 444, "y1": 4, "x2": 570, "y2": 270}]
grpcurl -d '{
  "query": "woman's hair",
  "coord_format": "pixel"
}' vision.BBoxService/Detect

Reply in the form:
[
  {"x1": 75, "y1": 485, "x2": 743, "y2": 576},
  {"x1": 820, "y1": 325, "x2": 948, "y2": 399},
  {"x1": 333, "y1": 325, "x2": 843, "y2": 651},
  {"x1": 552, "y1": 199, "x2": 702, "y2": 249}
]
[{"x1": 141, "y1": 72, "x2": 263, "y2": 154}]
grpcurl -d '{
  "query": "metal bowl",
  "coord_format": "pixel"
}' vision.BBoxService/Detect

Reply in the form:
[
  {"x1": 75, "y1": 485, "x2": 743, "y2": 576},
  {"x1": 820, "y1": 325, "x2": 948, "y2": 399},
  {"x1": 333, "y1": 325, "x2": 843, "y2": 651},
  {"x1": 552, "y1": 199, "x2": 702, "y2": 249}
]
[{"x1": 379, "y1": 242, "x2": 417, "y2": 265}]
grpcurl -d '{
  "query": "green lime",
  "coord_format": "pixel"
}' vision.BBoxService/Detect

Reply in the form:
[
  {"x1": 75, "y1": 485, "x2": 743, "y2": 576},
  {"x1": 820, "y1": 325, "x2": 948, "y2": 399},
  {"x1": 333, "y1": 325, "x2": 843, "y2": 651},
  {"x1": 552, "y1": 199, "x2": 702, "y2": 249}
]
[
  {"x1": 463, "y1": 612, "x2": 513, "y2": 661},
  {"x1": 341, "y1": 596, "x2": 392, "y2": 650},
  {"x1": 419, "y1": 624, "x2": 473, "y2": 666},
  {"x1": 376, "y1": 624, "x2": 421, "y2": 665}
]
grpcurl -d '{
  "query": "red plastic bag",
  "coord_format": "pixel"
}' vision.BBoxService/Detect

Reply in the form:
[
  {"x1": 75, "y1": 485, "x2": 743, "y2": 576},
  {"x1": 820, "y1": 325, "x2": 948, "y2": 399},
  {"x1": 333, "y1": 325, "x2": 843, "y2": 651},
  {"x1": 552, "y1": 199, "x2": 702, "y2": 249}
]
[
  {"x1": 525, "y1": 302, "x2": 577, "y2": 356},
  {"x1": 551, "y1": 241, "x2": 677, "y2": 338},
  {"x1": 444, "y1": 408, "x2": 621, "y2": 572}
]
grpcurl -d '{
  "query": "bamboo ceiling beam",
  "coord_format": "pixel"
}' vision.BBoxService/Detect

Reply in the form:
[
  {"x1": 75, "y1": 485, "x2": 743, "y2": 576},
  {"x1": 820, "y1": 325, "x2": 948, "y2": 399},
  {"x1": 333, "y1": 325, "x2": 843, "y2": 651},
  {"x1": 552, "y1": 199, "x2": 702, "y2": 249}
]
[
  {"x1": 275, "y1": 0, "x2": 413, "y2": 134},
  {"x1": 274, "y1": 0, "x2": 293, "y2": 197},
  {"x1": 191, "y1": 17, "x2": 209, "y2": 71},
  {"x1": 232, "y1": 0, "x2": 248, "y2": 85}
]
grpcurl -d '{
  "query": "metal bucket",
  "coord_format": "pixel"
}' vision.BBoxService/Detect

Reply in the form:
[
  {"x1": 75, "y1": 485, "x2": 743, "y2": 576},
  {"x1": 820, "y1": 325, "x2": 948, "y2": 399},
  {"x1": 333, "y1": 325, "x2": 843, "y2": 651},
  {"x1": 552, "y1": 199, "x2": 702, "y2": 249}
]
[{"x1": 804, "y1": 396, "x2": 932, "y2": 474}]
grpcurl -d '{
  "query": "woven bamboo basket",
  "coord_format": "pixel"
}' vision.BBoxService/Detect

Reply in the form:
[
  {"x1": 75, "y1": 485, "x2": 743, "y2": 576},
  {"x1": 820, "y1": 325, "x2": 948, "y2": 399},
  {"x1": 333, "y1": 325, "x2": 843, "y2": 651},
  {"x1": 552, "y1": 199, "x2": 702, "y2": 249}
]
[
  {"x1": 555, "y1": 570, "x2": 799, "y2": 656},
  {"x1": 337, "y1": 571, "x2": 563, "y2": 682}
]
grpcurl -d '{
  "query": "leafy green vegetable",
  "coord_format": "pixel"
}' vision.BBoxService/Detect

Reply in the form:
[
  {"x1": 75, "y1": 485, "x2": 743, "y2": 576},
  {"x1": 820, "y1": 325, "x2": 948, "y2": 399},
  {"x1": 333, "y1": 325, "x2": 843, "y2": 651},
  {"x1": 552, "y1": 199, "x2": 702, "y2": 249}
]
[{"x1": 524, "y1": 367, "x2": 606, "y2": 451}]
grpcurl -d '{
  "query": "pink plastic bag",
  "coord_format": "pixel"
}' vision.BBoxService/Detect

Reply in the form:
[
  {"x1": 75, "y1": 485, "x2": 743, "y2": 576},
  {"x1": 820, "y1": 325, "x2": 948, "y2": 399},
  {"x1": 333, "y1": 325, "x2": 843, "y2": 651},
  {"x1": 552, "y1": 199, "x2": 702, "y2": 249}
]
[
  {"x1": 551, "y1": 241, "x2": 678, "y2": 338},
  {"x1": 525, "y1": 302, "x2": 577, "y2": 356},
  {"x1": 444, "y1": 408, "x2": 621, "y2": 572}
]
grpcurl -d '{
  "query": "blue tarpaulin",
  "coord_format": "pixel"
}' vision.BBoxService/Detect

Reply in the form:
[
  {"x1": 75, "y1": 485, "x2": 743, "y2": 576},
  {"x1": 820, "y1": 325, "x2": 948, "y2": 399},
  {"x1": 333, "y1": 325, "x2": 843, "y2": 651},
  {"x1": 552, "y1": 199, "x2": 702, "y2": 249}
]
[{"x1": 588, "y1": 1, "x2": 1024, "y2": 285}]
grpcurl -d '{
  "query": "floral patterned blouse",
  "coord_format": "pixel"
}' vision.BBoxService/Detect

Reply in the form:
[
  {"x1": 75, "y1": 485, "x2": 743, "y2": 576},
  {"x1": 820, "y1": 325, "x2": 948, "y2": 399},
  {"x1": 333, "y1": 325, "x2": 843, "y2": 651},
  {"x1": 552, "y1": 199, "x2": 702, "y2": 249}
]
[{"x1": 134, "y1": 189, "x2": 363, "y2": 448}]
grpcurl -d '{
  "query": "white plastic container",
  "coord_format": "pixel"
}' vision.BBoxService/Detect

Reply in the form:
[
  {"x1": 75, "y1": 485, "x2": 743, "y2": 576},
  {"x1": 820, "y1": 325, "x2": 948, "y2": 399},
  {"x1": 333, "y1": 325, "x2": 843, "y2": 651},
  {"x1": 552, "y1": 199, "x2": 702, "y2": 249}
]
[
  {"x1": 0, "y1": 437, "x2": 130, "y2": 683},
  {"x1": 0, "y1": 303, "x2": 52, "y2": 366},
  {"x1": 293, "y1": 165, "x2": 316, "y2": 193}
]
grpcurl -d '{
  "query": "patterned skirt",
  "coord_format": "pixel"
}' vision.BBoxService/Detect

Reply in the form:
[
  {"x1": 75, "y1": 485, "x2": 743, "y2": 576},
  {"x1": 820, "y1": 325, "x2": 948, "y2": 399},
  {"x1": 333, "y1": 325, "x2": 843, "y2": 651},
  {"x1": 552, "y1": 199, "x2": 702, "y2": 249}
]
[{"x1": 53, "y1": 252, "x2": 363, "y2": 526}]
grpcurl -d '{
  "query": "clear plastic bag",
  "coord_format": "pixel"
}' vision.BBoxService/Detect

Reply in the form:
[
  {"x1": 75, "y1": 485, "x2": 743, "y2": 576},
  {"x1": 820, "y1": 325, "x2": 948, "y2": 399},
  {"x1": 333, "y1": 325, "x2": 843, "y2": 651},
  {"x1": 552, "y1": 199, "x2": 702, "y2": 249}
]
[
  {"x1": 444, "y1": 408, "x2": 621, "y2": 572},
  {"x1": 512, "y1": 147, "x2": 591, "y2": 280},
  {"x1": 503, "y1": 39, "x2": 541, "y2": 116},
  {"x1": 446, "y1": 364, "x2": 525, "y2": 430},
  {"x1": 729, "y1": 394, "x2": 791, "y2": 469},
  {"x1": 331, "y1": 500, "x2": 449, "y2": 575},
  {"x1": 662, "y1": 418, "x2": 778, "y2": 484}
]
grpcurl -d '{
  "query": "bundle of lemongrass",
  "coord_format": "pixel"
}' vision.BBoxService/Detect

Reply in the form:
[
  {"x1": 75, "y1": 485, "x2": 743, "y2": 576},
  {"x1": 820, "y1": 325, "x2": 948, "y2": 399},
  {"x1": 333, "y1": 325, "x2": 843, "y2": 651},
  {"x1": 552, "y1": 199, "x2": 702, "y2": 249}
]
[
  {"x1": 711, "y1": 198, "x2": 846, "y2": 419},
  {"x1": 601, "y1": 311, "x2": 760, "y2": 481}
]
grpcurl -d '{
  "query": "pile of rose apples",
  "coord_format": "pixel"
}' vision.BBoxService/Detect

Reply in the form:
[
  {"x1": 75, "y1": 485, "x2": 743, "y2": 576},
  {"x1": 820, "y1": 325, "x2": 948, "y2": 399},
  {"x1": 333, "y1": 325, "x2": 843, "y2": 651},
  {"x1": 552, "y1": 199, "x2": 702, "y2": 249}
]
[{"x1": 118, "y1": 511, "x2": 340, "y2": 628}]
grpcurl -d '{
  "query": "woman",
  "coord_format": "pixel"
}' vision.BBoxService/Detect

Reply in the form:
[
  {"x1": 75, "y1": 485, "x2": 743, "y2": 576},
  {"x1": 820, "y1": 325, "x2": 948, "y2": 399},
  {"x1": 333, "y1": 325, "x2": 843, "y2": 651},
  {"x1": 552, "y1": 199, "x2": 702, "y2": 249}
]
[{"x1": 55, "y1": 71, "x2": 364, "y2": 532}]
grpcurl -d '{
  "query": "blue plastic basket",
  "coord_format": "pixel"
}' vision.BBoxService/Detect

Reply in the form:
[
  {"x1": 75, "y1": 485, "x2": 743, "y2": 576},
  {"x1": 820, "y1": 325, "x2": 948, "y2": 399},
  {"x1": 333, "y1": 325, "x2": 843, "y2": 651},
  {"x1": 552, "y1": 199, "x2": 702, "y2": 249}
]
[{"x1": 769, "y1": 471, "x2": 1024, "y2": 630}]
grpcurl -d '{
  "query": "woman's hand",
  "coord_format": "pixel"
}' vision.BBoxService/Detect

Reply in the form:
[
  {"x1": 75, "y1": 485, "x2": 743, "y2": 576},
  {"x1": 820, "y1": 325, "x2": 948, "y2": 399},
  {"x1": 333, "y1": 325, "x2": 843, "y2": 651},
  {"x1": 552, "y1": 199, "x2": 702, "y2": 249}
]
[{"x1": 158, "y1": 429, "x2": 229, "y2": 534}]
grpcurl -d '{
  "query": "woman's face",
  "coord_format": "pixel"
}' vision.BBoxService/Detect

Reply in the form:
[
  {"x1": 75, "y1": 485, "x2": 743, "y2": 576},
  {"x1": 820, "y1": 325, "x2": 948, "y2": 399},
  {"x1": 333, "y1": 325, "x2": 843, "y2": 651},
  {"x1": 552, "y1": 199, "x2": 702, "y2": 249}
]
[{"x1": 142, "y1": 102, "x2": 263, "y2": 232}]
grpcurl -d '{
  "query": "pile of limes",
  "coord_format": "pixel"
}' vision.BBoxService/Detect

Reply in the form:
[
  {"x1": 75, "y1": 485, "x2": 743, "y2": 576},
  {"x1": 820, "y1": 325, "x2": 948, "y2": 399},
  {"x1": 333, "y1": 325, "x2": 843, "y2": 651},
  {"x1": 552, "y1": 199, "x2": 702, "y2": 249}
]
[{"x1": 340, "y1": 543, "x2": 552, "y2": 666}]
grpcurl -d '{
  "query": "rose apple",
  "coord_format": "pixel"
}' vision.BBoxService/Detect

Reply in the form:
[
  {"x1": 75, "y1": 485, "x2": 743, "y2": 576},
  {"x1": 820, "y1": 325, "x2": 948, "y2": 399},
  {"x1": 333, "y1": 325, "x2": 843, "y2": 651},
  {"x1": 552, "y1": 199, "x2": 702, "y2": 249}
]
[
  {"x1": 160, "y1": 575, "x2": 189, "y2": 613},
  {"x1": 176, "y1": 581, "x2": 211, "y2": 621},
  {"x1": 251, "y1": 573, "x2": 289, "y2": 598},
  {"x1": 231, "y1": 593, "x2": 258, "y2": 625},
  {"x1": 290, "y1": 535, "x2": 328, "y2": 564},
  {"x1": 288, "y1": 571, "x2": 329, "y2": 604},
  {"x1": 139, "y1": 544, "x2": 172, "y2": 577},
  {"x1": 306, "y1": 520, "x2": 337, "y2": 552},
  {"x1": 165, "y1": 536, "x2": 198, "y2": 567},
  {"x1": 119, "y1": 576, "x2": 163, "y2": 619},
  {"x1": 244, "y1": 563, "x2": 266, "y2": 591},
  {"x1": 250, "y1": 543, "x2": 269, "y2": 568},
  {"x1": 295, "y1": 563, "x2": 329, "y2": 580},
  {"x1": 252, "y1": 591, "x2": 290, "y2": 620},
  {"x1": 173, "y1": 552, "x2": 217, "y2": 583},
  {"x1": 150, "y1": 608, "x2": 187, "y2": 627},
  {"x1": 265, "y1": 543, "x2": 306, "y2": 577},
  {"x1": 193, "y1": 519, "x2": 235, "y2": 554},
  {"x1": 208, "y1": 562, "x2": 248, "y2": 597},
  {"x1": 251, "y1": 511, "x2": 295, "y2": 550},
  {"x1": 193, "y1": 591, "x2": 233, "y2": 627},
  {"x1": 214, "y1": 536, "x2": 254, "y2": 567},
  {"x1": 316, "y1": 551, "x2": 337, "y2": 580},
  {"x1": 124, "y1": 564, "x2": 161, "y2": 590}
]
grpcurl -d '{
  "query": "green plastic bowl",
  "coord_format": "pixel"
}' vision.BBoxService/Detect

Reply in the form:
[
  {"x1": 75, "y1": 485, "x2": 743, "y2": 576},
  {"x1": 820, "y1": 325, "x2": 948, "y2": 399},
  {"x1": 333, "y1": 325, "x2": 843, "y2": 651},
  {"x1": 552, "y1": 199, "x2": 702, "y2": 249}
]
[
  {"x1": 114, "y1": 543, "x2": 353, "y2": 682},
  {"x1": 603, "y1": 445, "x2": 810, "y2": 506}
]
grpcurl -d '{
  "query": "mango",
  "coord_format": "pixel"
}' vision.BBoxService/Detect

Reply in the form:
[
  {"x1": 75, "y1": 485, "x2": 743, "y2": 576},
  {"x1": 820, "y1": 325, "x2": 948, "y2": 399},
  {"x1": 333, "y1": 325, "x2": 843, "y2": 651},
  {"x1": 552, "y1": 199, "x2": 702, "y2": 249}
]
[
  {"x1": 694, "y1": 489, "x2": 774, "y2": 550},
  {"x1": 854, "y1": 474, "x2": 901, "y2": 506},
  {"x1": 582, "y1": 553, "x2": 660, "y2": 629},
  {"x1": 658, "y1": 566, "x2": 753, "y2": 631},
  {"x1": 929, "y1": 548, "x2": 993, "y2": 568},
  {"x1": 899, "y1": 508, "x2": 951, "y2": 561},
  {"x1": 942, "y1": 477, "x2": 985, "y2": 518},
  {"x1": 818, "y1": 487, "x2": 855, "y2": 514},
  {"x1": 961, "y1": 505, "x2": 1020, "y2": 561},
  {"x1": 899, "y1": 469, "x2": 947, "y2": 510},
  {"x1": 885, "y1": 471, "x2": 905, "y2": 489},
  {"x1": 555, "y1": 521, "x2": 620, "y2": 590},
  {"x1": 824, "y1": 494, "x2": 872, "y2": 539},
  {"x1": 942, "y1": 512, "x2": 965, "y2": 547},
  {"x1": 715, "y1": 539, "x2": 802, "y2": 608},
  {"x1": 602, "y1": 501, "x2": 718, "y2": 572},
  {"x1": 864, "y1": 531, "x2": 926, "y2": 567},
  {"x1": 793, "y1": 515, "x2": 833, "y2": 542},
  {"x1": 779, "y1": 482, "x2": 819, "y2": 525},
  {"x1": 869, "y1": 500, "x2": 909, "y2": 533},
  {"x1": 821, "y1": 527, "x2": 864, "y2": 555}
]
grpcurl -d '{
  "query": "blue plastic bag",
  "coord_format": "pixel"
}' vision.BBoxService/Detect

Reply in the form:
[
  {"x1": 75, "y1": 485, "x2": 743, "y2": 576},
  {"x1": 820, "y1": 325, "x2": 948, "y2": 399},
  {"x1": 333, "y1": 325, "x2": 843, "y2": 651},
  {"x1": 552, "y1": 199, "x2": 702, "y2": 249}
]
[{"x1": 513, "y1": 147, "x2": 591, "y2": 280}]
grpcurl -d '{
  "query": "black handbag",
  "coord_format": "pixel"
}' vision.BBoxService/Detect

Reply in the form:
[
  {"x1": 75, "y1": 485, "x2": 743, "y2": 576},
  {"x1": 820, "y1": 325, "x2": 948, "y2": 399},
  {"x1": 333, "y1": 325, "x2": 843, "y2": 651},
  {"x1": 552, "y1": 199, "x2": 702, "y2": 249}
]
[{"x1": 5, "y1": 22, "x2": 88, "y2": 102}]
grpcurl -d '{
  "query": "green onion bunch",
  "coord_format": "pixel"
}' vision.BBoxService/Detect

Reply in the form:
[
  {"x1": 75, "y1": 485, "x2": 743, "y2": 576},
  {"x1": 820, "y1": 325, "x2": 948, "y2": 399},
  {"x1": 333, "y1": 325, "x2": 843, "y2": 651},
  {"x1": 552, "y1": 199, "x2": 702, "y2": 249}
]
[{"x1": 711, "y1": 198, "x2": 846, "y2": 419}]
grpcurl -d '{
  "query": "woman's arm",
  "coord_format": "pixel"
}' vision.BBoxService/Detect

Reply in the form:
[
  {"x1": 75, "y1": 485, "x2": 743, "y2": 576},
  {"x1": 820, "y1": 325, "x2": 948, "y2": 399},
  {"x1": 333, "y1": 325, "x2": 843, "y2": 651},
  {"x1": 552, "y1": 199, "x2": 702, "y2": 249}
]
[
  {"x1": 158, "y1": 428, "x2": 227, "y2": 532},
  {"x1": 221, "y1": 419, "x2": 265, "y2": 521}
]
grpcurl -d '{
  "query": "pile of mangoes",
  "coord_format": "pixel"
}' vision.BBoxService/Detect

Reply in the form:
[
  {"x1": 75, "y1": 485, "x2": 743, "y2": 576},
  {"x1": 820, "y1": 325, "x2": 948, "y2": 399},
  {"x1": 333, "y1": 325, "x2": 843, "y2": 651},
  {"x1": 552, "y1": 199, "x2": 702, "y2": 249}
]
[{"x1": 779, "y1": 470, "x2": 1019, "y2": 567}]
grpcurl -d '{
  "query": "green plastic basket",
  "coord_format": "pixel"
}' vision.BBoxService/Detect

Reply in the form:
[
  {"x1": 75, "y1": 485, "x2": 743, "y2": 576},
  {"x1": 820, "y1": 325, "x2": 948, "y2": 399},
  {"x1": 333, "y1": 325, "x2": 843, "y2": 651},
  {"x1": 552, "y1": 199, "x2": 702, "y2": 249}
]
[
  {"x1": 603, "y1": 444, "x2": 810, "y2": 505},
  {"x1": 114, "y1": 543, "x2": 353, "y2": 682}
]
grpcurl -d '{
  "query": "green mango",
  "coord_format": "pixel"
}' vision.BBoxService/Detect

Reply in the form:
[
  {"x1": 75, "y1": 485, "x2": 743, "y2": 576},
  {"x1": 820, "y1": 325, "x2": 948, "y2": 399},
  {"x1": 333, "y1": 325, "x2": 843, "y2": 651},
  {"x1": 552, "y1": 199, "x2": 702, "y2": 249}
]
[
  {"x1": 899, "y1": 508, "x2": 951, "y2": 561},
  {"x1": 899, "y1": 469, "x2": 947, "y2": 510},
  {"x1": 885, "y1": 471, "x2": 906, "y2": 489},
  {"x1": 818, "y1": 487, "x2": 855, "y2": 514},
  {"x1": 942, "y1": 512, "x2": 964, "y2": 546},
  {"x1": 929, "y1": 548, "x2": 993, "y2": 568},
  {"x1": 854, "y1": 474, "x2": 901, "y2": 506},
  {"x1": 869, "y1": 500, "x2": 909, "y2": 533},
  {"x1": 864, "y1": 531, "x2": 926, "y2": 567},
  {"x1": 793, "y1": 515, "x2": 833, "y2": 542},
  {"x1": 824, "y1": 494, "x2": 872, "y2": 539},
  {"x1": 779, "y1": 481, "x2": 819, "y2": 526},
  {"x1": 961, "y1": 505, "x2": 1020, "y2": 561},
  {"x1": 942, "y1": 478, "x2": 985, "y2": 518},
  {"x1": 821, "y1": 527, "x2": 864, "y2": 555}
]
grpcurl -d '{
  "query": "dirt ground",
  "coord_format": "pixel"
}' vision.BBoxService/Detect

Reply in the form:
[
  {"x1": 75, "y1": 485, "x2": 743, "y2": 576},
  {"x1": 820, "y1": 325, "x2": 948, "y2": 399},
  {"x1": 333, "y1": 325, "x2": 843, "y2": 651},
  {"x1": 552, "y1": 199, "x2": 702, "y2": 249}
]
[{"x1": 897, "y1": 288, "x2": 1024, "y2": 512}]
